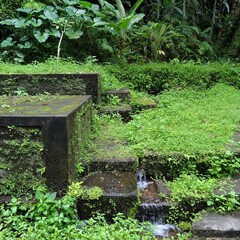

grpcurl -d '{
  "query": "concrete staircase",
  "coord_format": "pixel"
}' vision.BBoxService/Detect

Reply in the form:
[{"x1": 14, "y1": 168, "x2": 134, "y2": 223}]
[{"x1": 77, "y1": 88, "x2": 140, "y2": 220}]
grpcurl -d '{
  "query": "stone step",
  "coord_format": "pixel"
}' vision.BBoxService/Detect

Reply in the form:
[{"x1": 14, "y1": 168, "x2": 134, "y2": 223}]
[
  {"x1": 88, "y1": 156, "x2": 138, "y2": 172},
  {"x1": 99, "y1": 104, "x2": 132, "y2": 122},
  {"x1": 214, "y1": 172, "x2": 240, "y2": 200},
  {"x1": 102, "y1": 88, "x2": 131, "y2": 102},
  {"x1": 77, "y1": 171, "x2": 138, "y2": 220},
  {"x1": 137, "y1": 181, "x2": 172, "y2": 223},
  {"x1": 132, "y1": 96, "x2": 157, "y2": 111},
  {"x1": 192, "y1": 212, "x2": 240, "y2": 238},
  {"x1": 229, "y1": 125, "x2": 240, "y2": 158}
]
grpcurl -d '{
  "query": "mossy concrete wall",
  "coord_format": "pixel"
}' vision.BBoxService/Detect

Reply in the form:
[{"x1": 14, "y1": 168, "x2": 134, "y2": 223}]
[
  {"x1": 0, "y1": 74, "x2": 100, "y2": 103},
  {"x1": 0, "y1": 95, "x2": 92, "y2": 195},
  {"x1": 0, "y1": 126, "x2": 44, "y2": 196}
]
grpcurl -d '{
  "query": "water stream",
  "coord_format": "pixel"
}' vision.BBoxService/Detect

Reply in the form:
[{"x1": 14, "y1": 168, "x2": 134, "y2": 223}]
[{"x1": 137, "y1": 170, "x2": 179, "y2": 238}]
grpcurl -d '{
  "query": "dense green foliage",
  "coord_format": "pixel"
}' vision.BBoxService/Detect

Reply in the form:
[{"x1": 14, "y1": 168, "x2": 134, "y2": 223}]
[
  {"x1": 0, "y1": 189, "x2": 154, "y2": 240},
  {"x1": 167, "y1": 174, "x2": 240, "y2": 223},
  {"x1": 0, "y1": 0, "x2": 240, "y2": 62},
  {"x1": 106, "y1": 61, "x2": 240, "y2": 94}
]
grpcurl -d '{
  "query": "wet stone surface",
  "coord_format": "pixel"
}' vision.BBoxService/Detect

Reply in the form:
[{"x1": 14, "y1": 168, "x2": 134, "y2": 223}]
[
  {"x1": 82, "y1": 172, "x2": 137, "y2": 196},
  {"x1": 77, "y1": 172, "x2": 138, "y2": 220},
  {"x1": 192, "y1": 212, "x2": 240, "y2": 238}
]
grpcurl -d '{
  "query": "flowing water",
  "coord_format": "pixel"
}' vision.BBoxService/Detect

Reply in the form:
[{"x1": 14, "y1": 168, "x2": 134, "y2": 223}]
[{"x1": 137, "y1": 170, "x2": 179, "y2": 238}]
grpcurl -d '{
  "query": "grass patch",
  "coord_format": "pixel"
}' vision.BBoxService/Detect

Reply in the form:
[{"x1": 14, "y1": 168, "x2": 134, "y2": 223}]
[
  {"x1": 84, "y1": 114, "x2": 136, "y2": 162},
  {"x1": 0, "y1": 58, "x2": 126, "y2": 92},
  {"x1": 125, "y1": 83, "x2": 240, "y2": 156}
]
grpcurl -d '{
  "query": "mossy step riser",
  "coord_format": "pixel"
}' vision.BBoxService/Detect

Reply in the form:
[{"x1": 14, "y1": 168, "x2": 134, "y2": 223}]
[
  {"x1": 99, "y1": 105, "x2": 132, "y2": 122},
  {"x1": 88, "y1": 159, "x2": 138, "y2": 173},
  {"x1": 139, "y1": 152, "x2": 240, "y2": 180},
  {"x1": 102, "y1": 88, "x2": 131, "y2": 102},
  {"x1": 77, "y1": 172, "x2": 138, "y2": 220},
  {"x1": 0, "y1": 74, "x2": 100, "y2": 104}
]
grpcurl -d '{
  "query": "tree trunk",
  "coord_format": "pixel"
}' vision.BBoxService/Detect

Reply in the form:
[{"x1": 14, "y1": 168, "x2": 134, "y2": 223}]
[
  {"x1": 210, "y1": 0, "x2": 218, "y2": 40},
  {"x1": 57, "y1": 29, "x2": 65, "y2": 61},
  {"x1": 183, "y1": 0, "x2": 187, "y2": 19}
]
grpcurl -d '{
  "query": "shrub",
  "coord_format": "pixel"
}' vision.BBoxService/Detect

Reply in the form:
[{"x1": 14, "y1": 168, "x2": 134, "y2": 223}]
[{"x1": 106, "y1": 62, "x2": 240, "y2": 94}]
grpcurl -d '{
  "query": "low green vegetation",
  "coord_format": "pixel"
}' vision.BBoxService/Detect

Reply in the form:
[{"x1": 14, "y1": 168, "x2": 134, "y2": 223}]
[
  {"x1": 166, "y1": 174, "x2": 240, "y2": 224},
  {"x1": 0, "y1": 58, "x2": 126, "y2": 92},
  {"x1": 84, "y1": 114, "x2": 136, "y2": 163},
  {"x1": 126, "y1": 83, "x2": 240, "y2": 156},
  {"x1": 106, "y1": 62, "x2": 240, "y2": 94},
  {"x1": 0, "y1": 188, "x2": 154, "y2": 240}
]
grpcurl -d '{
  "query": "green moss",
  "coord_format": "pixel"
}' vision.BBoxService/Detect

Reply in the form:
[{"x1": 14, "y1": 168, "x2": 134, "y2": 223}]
[
  {"x1": 0, "y1": 95, "x2": 88, "y2": 115},
  {"x1": 84, "y1": 115, "x2": 136, "y2": 163},
  {"x1": 68, "y1": 99, "x2": 92, "y2": 179},
  {"x1": 126, "y1": 83, "x2": 240, "y2": 156},
  {"x1": 0, "y1": 126, "x2": 45, "y2": 196}
]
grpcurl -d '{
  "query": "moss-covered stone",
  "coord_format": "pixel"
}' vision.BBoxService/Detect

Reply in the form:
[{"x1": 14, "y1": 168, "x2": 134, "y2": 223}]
[
  {"x1": 0, "y1": 73, "x2": 100, "y2": 103},
  {"x1": 77, "y1": 172, "x2": 138, "y2": 220},
  {"x1": 0, "y1": 126, "x2": 44, "y2": 196},
  {"x1": 0, "y1": 95, "x2": 92, "y2": 194}
]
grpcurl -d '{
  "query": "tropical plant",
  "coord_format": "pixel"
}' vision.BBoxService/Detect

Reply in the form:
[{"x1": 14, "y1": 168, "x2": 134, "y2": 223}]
[
  {"x1": 96, "y1": 0, "x2": 145, "y2": 59},
  {"x1": 0, "y1": 0, "x2": 100, "y2": 61}
]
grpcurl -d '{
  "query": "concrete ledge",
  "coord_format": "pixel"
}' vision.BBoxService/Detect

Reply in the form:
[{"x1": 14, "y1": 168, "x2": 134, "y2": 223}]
[{"x1": 192, "y1": 212, "x2": 240, "y2": 238}]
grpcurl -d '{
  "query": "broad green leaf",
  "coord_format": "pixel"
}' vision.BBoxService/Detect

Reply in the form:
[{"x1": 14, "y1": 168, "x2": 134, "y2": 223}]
[
  {"x1": 93, "y1": 17, "x2": 107, "y2": 27},
  {"x1": 0, "y1": 19, "x2": 15, "y2": 25},
  {"x1": 27, "y1": 18, "x2": 43, "y2": 27},
  {"x1": 43, "y1": 8, "x2": 58, "y2": 22},
  {"x1": 65, "y1": 29, "x2": 83, "y2": 39},
  {"x1": 66, "y1": 6, "x2": 78, "y2": 16},
  {"x1": 75, "y1": 9, "x2": 85, "y2": 16},
  {"x1": 80, "y1": 1, "x2": 92, "y2": 8},
  {"x1": 34, "y1": 31, "x2": 49, "y2": 43},
  {"x1": 14, "y1": 19, "x2": 26, "y2": 28},
  {"x1": 127, "y1": 13, "x2": 145, "y2": 31},
  {"x1": 118, "y1": 16, "x2": 135, "y2": 30},
  {"x1": 16, "y1": 8, "x2": 33, "y2": 14},
  {"x1": 62, "y1": 0, "x2": 78, "y2": 5},
  {"x1": 36, "y1": 190, "x2": 44, "y2": 200},
  {"x1": 48, "y1": 28, "x2": 61, "y2": 37},
  {"x1": 129, "y1": 0, "x2": 144, "y2": 15},
  {"x1": 1, "y1": 38, "x2": 15, "y2": 47},
  {"x1": 89, "y1": 4, "x2": 100, "y2": 12},
  {"x1": 99, "y1": 38, "x2": 113, "y2": 52},
  {"x1": 47, "y1": 192, "x2": 57, "y2": 201},
  {"x1": 17, "y1": 41, "x2": 31, "y2": 49}
]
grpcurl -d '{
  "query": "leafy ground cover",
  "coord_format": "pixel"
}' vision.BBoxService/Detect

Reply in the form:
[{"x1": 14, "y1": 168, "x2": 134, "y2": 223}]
[
  {"x1": 0, "y1": 189, "x2": 154, "y2": 240},
  {"x1": 0, "y1": 58, "x2": 125, "y2": 92},
  {"x1": 126, "y1": 83, "x2": 240, "y2": 156},
  {"x1": 0, "y1": 60, "x2": 240, "y2": 238}
]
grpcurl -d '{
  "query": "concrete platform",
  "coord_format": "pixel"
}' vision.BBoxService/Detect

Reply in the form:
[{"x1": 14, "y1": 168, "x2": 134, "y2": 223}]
[
  {"x1": 0, "y1": 95, "x2": 92, "y2": 193},
  {"x1": 192, "y1": 212, "x2": 240, "y2": 238}
]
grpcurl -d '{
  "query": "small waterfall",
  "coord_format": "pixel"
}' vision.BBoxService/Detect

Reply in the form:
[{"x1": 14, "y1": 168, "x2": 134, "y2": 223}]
[
  {"x1": 137, "y1": 169, "x2": 180, "y2": 238},
  {"x1": 136, "y1": 169, "x2": 149, "y2": 190}
]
